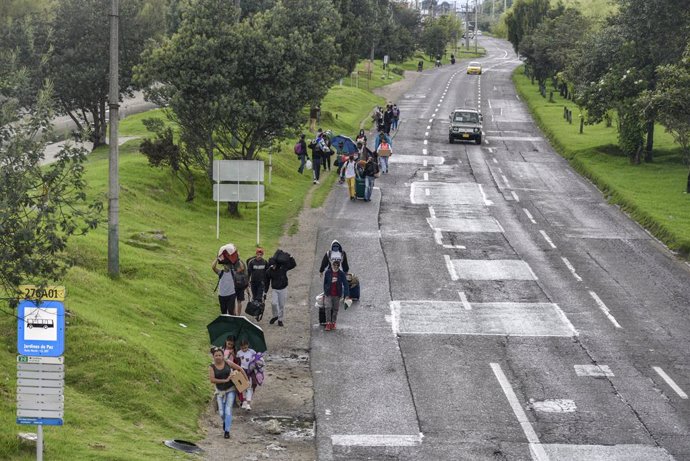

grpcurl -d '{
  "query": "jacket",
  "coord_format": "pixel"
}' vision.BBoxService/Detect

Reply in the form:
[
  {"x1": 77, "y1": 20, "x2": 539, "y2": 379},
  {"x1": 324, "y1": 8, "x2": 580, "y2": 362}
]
[
  {"x1": 363, "y1": 158, "x2": 379, "y2": 177},
  {"x1": 264, "y1": 254, "x2": 296, "y2": 290},
  {"x1": 319, "y1": 240, "x2": 349, "y2": 274},
  {"x1": 323, "y1": 267, "x2": 350, "y2": 298}
]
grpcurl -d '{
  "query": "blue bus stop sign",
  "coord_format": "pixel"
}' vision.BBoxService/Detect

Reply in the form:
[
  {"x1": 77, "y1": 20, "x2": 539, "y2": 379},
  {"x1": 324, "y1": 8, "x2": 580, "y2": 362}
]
[{"x1": 17, "y1": 300, "x2": 65, "y2": 357}]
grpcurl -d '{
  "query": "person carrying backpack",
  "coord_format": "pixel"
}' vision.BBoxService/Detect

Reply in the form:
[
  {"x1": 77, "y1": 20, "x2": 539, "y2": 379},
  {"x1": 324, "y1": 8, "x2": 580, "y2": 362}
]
[
  {"x1": 319, "y1": 240, "x2": 350, "y2": 276},
  {"x1": 363, "y1": 152, "x2": 380, "y2": 202},
  {"x1": 322, "y1": 259, "x2": 350, "y2": 331},
  {"x1": 295, "y1": 134, "x2": 308, "y2": 174},
  {"x1": 264, "y1": 249, "x2": 297, "y2": 327},
  {"x1": 392, "y1": 104, "x2": 400, "y2": 131}
]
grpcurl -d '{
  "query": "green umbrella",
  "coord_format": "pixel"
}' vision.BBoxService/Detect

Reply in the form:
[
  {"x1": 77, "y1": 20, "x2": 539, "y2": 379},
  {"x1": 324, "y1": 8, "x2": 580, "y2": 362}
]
[{"x1": 206, "y1": 315, "x2": 267, "y2": 352}]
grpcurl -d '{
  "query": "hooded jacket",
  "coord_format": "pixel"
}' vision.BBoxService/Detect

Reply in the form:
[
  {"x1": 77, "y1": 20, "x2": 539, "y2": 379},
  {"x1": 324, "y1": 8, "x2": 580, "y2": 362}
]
[{"x1": 319, "y1": 240, "x2": 349, "y2": 274}]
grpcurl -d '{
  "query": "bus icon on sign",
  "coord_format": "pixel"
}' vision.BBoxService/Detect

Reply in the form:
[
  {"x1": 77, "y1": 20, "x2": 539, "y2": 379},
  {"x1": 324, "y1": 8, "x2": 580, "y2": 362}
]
[{"x1": 26, "y1": 318, "x2": 54, "y2": 329}]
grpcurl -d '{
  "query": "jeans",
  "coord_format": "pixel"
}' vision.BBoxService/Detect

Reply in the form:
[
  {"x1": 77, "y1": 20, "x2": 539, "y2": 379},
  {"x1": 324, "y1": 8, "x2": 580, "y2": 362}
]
[
  {"x1": 392, "y1": 118, "x2": 399, "y2": 130},
  {"x1": 379, "y1": 156, "x2": 389, "y2": 173},
  {"x1": 217, "y1": 389, "x2": 236, "y2": 432},
  {"x1": 271, "y1": 288, "x2": 288, "y2": 320},
  {"x1": 365, "y1": 176, "x2": 375, "y2": 200},
  {"x1": 324, "y1": 295, "x2": 341, "y2": 323},
  {"x1": 297, "y1": 154, "x2": 307, "y2": 174}
]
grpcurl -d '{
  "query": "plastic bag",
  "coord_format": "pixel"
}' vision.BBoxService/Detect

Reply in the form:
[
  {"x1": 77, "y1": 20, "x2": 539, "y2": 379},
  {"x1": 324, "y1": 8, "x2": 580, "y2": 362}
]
[{"x1": 306, "y1": 159, "x2": 313, "y2": 170}]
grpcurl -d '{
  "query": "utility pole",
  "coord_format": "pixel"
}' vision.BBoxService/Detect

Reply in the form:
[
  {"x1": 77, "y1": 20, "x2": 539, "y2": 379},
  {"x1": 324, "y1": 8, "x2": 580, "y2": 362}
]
[
  {"x1": 465, "y1": 1, "x2": 470, "y2": 49},
  {"x1": 108, "y1": 0, "x2": 120, "y2": 277},
  {"x1": 474, "y1": 0, "x2": 478, "y2": 54}
]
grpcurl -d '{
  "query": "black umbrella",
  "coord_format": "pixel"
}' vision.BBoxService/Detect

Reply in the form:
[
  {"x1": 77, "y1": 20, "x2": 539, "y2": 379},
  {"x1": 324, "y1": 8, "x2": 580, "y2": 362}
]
[{"x1": 206, "y1": 315, "x2": 267, "y2": 352}]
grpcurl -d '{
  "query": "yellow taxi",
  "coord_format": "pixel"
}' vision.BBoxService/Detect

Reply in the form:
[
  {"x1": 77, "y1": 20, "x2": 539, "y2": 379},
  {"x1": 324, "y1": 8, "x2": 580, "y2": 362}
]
[{"x1": 466, "y1": 61, "x2": 482, "y2": 75}]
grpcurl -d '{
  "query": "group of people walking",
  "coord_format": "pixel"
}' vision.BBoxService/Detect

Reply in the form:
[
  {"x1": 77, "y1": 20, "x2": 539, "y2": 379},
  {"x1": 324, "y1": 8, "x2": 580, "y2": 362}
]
[
  {"x1": 209, "y1": 244, "x2": 296, "y2": 438},
  {"x1": 210, "y1": 101, "x2": 398, "y2": 440}
]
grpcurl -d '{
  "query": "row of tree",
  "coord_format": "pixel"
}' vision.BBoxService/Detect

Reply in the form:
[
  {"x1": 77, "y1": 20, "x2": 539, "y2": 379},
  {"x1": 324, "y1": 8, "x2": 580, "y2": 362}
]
[
  {"x1": 0, "y1": 0, "x2": 464, "y2": 286},
  {"x1": 505, "y1": 0, "x2": 690, "y2": 178}
]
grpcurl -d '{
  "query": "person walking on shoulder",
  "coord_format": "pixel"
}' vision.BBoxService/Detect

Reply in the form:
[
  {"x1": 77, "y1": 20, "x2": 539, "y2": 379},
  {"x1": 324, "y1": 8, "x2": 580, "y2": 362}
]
[
  {"x1": 319, "y1": 240, "x2": 350, "y2": 276},
  {"x1": 265, "y1": 249, "x2": 297, "y2": 327},
  {"x1": 363, "y1": 152, "x2": 380, "y2": 202},
  {"x1": 212, "y1": 258, "x2": 236, "y2": 315},
  {"x1": 246, "y1": 248, "x2": 268, "y2": 302},
  {"x1": 295, "y1": 134, "x2": 308, "y2": 174},
  {"x1": 322, "y1": 259, "x2": 350, "y2": 331},
  {"x1": 236, "y1": 339, "x2": 257, "y2": 410},
  {"x1": 341, "y1": 154, "x2": 359, "y2": 200},
  {"x1": 209, "y1": 346, "x2": 247, "y2": 439},
  {"x1": 376, "y1": 134, "x2": 393, "y2": 174}
]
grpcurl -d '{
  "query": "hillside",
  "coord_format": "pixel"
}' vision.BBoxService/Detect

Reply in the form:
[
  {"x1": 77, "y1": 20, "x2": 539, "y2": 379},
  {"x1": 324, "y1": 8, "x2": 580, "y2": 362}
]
[{"x1": 0, "y1": 80, "x2": 386, "y2": 459}]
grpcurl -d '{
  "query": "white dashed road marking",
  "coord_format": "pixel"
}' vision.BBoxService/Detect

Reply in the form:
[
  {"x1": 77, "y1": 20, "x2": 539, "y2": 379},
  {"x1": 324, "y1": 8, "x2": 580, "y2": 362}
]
[
  {"x1": 523, "y1": 208, "x2": 537, "y2": 224},
  {"x1": 589, "y1": 291, "x2": 622, "y2": 329},
  {"x1": 539, "y1": 230, "x2": 557, "y2": 249},
  {"x1": 561, "y1": 257, "x2": 582, "y2": 282},
  {"x1": 653, "y1": 367, "x2": 689, "y2": 399},
  {"x1": 511, "y1": 191, "x2": 520, "y2": 202},
  {"x1": 574, "y1": 364, "x2": 614, "y2": 377},
  {"x1": 444, "y1": 255, "x2": 459, "y2": 281},
  {"x1": 458, "y1": 292, "x2": 471, "y2": 310}
]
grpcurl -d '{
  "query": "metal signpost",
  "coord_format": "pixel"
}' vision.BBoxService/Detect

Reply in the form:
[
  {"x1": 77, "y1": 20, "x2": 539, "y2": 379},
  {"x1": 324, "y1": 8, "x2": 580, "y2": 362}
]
[
  {"x1": 213, "y1": 160, "x2": 265, "y2": 244},
  {"x1": 16, "y1": 287, "x2": 66, "y2": 461}
]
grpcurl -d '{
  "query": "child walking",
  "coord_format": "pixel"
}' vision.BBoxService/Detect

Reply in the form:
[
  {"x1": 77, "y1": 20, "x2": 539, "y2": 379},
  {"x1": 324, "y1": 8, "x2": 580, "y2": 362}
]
[
  {"x1": 341, "y1": 154, "x2": 358, "y2": 200},
  {"x1": 236, "y1": 339, "x2": 257, "y2": 410}
]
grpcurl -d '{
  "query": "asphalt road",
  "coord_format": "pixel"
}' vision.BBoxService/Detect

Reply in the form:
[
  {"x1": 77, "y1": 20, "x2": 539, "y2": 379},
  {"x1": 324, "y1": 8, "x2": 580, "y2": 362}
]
[{"x1": 311, "y1": 37, "x2": 690, "y2": 460}]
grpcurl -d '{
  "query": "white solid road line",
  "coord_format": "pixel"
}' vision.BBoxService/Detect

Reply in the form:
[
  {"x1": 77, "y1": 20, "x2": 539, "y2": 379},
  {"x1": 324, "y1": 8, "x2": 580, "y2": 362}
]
[
  {"x1": 539, "y1": 230, "x2": 557, "y2": 249},
  {"x1": 523, "y1": 208, "x2": 537, "y2": 224},
  {"x1": 458, "y1": 291, "x2": 471, "y2": 310},
  {"x1": 589, "y1": 291, "x2": 622, "y2": 329},
  {"x1": 653, "y1": 367, "x2": 689, "y2": 399},
  {"x1": 478, "y1": 184, "x2": 493, "y2": 206},
  {"x1": 491, "y1": 363, "x2": 550, "y2": 461},
  {"x1": 444, "y1": 255, "x2": 459, "y2": 281},
  {"x1": 561, "y1": 257, "x2": 582, "y2": 282},
  {"x1": 511, "y1": 191, "x2": 520, "y2": 202}
]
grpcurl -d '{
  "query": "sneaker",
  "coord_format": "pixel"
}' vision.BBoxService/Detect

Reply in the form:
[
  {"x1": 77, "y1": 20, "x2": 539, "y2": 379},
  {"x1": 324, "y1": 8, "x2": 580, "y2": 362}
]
[
  {"x1": 245, "y1": 403, "x2": 252, "y2": 411},
  {"x1": 313, "y1": 180, "x2": 317, "y2": 184},
  {"x1": 278, "y1": 320, "x2": 284, "y2": 327},
  {"x1": 224, "y1": 431, "x2": 230, "y2": 439},
  {"x1": 316, "y1": 180, "x2": 320, "y2": 184},
  {"x1": 331, "y1": 322, "x2": 337, "y2": 330},
  {"x1": 269, "y1": 317, "x2": 278, "y2": 325},
  {"x1": 241, "y1": 401, "x2": 248, "y2": 409},
  {"x1": 325, "y1": 322, "x2": 332, "y2": 331}
]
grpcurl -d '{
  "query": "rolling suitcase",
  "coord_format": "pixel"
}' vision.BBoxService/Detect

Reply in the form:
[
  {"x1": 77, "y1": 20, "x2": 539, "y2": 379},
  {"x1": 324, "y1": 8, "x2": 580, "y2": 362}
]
[
  {"x1": 355, "y1": 177, "x2": 366, "y2": 200},
  {"x1": 315, "y1": 293, "x2": 326, "y2": 325}
]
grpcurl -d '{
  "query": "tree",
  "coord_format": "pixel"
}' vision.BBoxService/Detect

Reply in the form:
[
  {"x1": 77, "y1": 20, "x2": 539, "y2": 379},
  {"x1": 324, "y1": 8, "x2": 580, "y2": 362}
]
[
  {"x1": 0, "y1": 62, "x2": 101, "y2": 294},
  {"x1": 518, "y1": 8, "x2": 590, "y2": 87},
  {"x1": 420, "y1": 20, "x2": 448, "y2": 59},
  {"x1": 136, "y1": 0, "x2": 340, "y2": 213},
  {"x1": 48, "y1": 0, "x2": 165, "y2": 148},
  {"x1": 504, "y1": 0, "x2": 550, "y2": 54},
  {"x1": 639, "y1": 44, "x2": 690, "y2": 191}
]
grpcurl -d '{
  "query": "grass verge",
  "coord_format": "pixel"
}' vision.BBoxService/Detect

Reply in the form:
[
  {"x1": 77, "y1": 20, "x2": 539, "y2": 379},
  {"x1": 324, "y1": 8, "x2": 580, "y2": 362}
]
[{"x1": 513, "y1": 66, "x2": 690, "y2": 256}]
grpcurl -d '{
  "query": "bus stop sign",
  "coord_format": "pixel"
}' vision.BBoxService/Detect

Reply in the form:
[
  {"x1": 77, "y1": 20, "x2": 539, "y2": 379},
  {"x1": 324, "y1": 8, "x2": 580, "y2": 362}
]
[{"x1": 17, "y1": 300, "x2": 65, "y2": 357}]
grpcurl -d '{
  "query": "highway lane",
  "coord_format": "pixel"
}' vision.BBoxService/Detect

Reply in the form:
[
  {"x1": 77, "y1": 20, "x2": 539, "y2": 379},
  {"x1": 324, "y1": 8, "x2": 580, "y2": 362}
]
[{"x1": 312, "y1": 37, "x2": 690, "y2": 460}]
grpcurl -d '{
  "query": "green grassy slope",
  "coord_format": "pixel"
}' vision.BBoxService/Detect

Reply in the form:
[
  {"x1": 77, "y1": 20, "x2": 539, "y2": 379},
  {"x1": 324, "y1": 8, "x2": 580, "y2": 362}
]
[
  {"x1": 0, "y1": 88, "x2": 384, "y2": 459},
  {"x1": 513, "y1": 67, "x2": 690, "y2": 256}
]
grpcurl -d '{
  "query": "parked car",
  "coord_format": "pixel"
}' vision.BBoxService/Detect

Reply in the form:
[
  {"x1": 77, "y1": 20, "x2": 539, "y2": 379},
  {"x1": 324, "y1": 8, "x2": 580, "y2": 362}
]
[
  {"x1": 467, "y1": 61, "x2": 482, "y2": 75},
  {"x1": 448, "y1": 109, "x2": 482, "y2": 145}
]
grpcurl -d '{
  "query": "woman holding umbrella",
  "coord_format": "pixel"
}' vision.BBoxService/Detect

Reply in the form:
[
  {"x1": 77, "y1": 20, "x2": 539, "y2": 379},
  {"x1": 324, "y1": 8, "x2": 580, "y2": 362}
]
[{"x1": 209, "y1": 346, "x2": 247, "y2": 439}]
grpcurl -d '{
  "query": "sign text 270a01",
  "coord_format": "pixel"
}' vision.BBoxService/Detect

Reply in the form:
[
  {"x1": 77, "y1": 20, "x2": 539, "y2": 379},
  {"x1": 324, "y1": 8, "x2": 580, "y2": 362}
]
[{"x1": 18, "y1": 285, "x2": 66, "y2": 302}]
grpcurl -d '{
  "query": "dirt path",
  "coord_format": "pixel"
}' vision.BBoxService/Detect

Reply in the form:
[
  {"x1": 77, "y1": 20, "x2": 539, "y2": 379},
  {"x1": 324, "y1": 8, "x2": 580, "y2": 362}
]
[{"x1": 196, "y1": 69, "x2": 421, "y2": 461}]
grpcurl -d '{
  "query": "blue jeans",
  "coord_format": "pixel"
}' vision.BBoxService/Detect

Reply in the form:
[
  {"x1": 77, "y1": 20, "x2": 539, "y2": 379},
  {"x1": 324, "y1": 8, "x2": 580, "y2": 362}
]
[
  {"x1": 379, "y1": 156, "x2": 389, "y2": 173},
  {"x1": 297, "y1": 154, "x2": 307, "y2": 174},
  {"x1": 217, "y1": 389, "x2": 236, "y2": 432},
  {"x1": 365, "y1": 176, "x2": 375, "y2": 200}
]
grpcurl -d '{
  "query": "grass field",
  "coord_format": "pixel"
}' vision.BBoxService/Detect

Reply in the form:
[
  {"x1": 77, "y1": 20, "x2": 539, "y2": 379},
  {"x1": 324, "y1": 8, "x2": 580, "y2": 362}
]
[
  {"x1": 513, "y1": 67, "x2": 690, "y2": 256},
  {"x1": 0, "y1": 77, "x2": 384, "y2": 459}
]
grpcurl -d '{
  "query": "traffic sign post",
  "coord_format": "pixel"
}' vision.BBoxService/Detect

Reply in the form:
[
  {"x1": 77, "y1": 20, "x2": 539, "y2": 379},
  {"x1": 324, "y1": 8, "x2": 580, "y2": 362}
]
[{"x1": 16, "y1": 286, "x2": 67, "y2": 461}]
